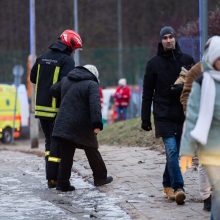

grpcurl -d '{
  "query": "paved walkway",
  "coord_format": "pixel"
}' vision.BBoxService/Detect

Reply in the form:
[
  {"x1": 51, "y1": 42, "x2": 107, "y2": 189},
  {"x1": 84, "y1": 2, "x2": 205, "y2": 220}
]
[{"x1": 1, "y1": 140, "x2": 210, "y2": 220}]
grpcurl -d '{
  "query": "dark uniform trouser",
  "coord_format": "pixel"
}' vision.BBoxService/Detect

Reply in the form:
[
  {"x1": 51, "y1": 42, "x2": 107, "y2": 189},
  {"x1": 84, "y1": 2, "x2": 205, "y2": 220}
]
[
  {"x1": 39, "y1": 118, "x2": 55, "y2": 180},
  {"x1": 47, "y1": 137, "x2": 107, "y2": 185}
]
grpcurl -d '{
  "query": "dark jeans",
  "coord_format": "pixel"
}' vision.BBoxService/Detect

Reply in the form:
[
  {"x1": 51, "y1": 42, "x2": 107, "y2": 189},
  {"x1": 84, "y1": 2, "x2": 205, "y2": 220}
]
[
  {"x1": 116, "y1": 106, "x2": 128, "y2": 121},
  {"x1": 47, "y1": 137, "x2": 107, "y2": 184},
  {"x1": 39, "y1": 118, "x2": 54, "y2": 179},
  {"x1": 162, "y1": 135, "x2": 184, "y2": 191}
]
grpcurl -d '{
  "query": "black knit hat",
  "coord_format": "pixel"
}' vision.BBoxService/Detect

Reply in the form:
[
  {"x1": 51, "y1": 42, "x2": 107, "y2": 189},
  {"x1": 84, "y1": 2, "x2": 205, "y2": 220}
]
[{"x1": 160, "y1": 26, "x2": 175, "y2": 39}]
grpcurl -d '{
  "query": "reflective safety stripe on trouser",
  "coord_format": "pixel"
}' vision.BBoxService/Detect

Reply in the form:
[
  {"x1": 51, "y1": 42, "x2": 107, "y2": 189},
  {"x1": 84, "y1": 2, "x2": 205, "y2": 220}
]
[
  {"x1": 47, "y1": 156, "x2": 60, "y2": 180},
  {"x1": 45, "y1": 151, "x2": 50, "y2": 157},
  {"x1": 48, "y1": 156, "x2": 61, "y2": 163}
]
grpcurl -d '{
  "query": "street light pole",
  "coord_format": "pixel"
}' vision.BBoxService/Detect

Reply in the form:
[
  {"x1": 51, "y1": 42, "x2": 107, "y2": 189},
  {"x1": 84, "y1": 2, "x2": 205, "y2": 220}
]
[
  {"x1": 73, "y1": 0, "x2": 80, "y2": 66},
  {"x1": 29, "y1": 0, "x2": 39, "y2": 148},
  {"x1": 117, "y1": 0, "x2": 123, "y2": 79},
  {"x1": 199, "y1": 0, "x2": 208, "y2": 58}
]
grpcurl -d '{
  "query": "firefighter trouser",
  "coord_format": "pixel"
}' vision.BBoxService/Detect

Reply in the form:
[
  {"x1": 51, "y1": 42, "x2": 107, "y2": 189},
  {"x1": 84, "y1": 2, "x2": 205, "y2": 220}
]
[
  {"x1": 39, "y1": 118, "x2": 55, "y2": 179},
  {"x1": 47, "y1": 137, "x2": 61, "y2": 181},
  {"x1": 48, "y1": 137, "x2": 107, "y2": 185}
]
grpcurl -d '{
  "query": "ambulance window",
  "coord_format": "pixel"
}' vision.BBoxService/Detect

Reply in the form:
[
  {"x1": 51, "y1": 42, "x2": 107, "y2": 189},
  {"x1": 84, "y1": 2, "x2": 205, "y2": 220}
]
[{"x1": 6, "y1": 99, "x2": 10, "y2": 106}]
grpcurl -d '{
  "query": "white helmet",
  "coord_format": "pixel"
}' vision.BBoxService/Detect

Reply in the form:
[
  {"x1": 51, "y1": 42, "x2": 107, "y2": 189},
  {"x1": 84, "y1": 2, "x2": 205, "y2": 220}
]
[
  {"x1": 84, "y1": 64, "x2": 99, "y2": 79},
  {"x1": 118, "y1": 78, "x2": 127, "y2": 86}
]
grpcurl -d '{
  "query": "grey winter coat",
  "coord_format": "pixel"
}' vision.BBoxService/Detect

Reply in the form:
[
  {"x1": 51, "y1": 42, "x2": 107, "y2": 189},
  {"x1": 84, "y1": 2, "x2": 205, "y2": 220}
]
[
  {"x1": 180, "y1": 78, "x2": 220, "y2": 166},
  {"x1": 50, "y1": 66, "x2": 103, "y2": 149}
]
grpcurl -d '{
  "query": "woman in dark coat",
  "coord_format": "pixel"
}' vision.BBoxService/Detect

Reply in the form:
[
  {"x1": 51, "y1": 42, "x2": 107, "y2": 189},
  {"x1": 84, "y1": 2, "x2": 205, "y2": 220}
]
[{"x1": 48, "y1": 65, "x2": 113, "y2": 191}]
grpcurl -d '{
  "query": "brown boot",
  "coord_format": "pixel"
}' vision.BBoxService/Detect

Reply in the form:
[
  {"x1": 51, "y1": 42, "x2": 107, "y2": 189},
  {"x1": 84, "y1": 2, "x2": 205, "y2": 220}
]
[
  {"x1": 47, "y1": 180, "x2": 57, "y2": 188},
  {"x1": 163, "y1": 187, "x2": 175, "y2": 200},
  {"x1": 175, "y1": 188, "x2": 186, "y2": 205}
]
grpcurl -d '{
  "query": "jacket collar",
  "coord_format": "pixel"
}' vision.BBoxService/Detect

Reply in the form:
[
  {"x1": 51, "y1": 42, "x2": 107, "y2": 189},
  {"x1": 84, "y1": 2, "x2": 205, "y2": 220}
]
[
  {"x1": 157, "y1": 42, "x2": 182, "y2": 59},
  {"x1": 49, "y1": 41, "x2": 71, "y2": 55}
]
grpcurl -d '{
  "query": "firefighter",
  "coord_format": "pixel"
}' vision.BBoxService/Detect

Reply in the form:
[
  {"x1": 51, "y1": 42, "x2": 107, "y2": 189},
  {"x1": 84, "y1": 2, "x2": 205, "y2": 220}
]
[{"x1": 30, "y1": 30, "x2": 83, "y2": 188}]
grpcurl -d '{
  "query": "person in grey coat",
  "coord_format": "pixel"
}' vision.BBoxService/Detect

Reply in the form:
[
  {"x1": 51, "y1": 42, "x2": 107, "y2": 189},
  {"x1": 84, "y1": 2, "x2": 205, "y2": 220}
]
[
  {"x1": 180, "y1": 36, "x2": 220, "y2": 220},
  {"x1": 47, "y1": 65, "x2": 113, "y2": 191}
]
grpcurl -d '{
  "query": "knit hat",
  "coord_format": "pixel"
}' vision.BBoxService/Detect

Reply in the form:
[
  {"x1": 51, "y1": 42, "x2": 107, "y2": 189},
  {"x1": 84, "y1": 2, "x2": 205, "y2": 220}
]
[
  {"x1": 201, "y1": 37, "x2": 214, "y2": 71},
  {"x1": 118, "y1": 78, "x2": 127, "y2": 86},
  {"x1": 206, "y1": 36, "x2": 220, "y2": 67},
  {"x1": 160, "y1": 26, "x2": 175, "y2": 39},
  {"x1": 83, "y1": 64, "x2": 99, "y2": 79}
]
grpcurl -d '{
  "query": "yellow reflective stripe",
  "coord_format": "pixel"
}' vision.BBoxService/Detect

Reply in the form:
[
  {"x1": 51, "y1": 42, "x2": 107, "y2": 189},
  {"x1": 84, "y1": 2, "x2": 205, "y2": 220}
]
[
  {"x1": 52, "y1": 66, "x2": 60, "y2": 109},
  {"x1": 35, "y1": 105, "x2": 58, "y2": 113},
  {"x1": 45, "y1": 151, "x2": 50, "y2": 157},
  {"x1": 48, "y1": 156, "x2": 61, "y2": 163},
  {"x1": 35, "y1": 111, "x2": 56, "y2": 118},
  {"x1": 53, "y1": 66, "x2": 60, "y2": 84}
]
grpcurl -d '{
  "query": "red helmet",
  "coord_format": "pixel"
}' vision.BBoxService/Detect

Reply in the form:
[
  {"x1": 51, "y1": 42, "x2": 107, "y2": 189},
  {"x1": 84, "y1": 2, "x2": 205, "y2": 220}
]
[{"x1": 60, "y1": 30, "x2": 83, "y2": 50}]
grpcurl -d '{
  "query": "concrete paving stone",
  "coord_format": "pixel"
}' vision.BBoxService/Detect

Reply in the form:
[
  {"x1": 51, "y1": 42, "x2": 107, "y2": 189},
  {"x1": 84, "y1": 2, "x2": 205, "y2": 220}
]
[
  {"x1": 0, "y1": 140, "x2": 211, "y2": 220},
  {"x1": 0, "y1": 150, "x2": 131, "y2": 220}
]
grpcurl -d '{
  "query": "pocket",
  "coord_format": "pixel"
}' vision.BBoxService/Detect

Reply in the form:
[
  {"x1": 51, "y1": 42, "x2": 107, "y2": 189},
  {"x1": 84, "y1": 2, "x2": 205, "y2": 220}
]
[{"x1": 153, "y1": 102, "x2": 169, "y2": 119}]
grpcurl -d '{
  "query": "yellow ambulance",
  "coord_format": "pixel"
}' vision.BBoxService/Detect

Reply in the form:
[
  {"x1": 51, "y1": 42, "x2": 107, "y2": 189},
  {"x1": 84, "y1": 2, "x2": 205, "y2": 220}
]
[{"x1": 0, "y1": 84, "x2": 21, "y2": 143}]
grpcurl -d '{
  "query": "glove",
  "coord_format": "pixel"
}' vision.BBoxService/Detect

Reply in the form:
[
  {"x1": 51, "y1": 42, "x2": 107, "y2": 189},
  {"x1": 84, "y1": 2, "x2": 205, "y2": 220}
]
[
  {"x1": 170, "y1": 84, "x2": 184, "y2": 98},
  {"x1": 180, "y1": 156, "x2": 192, "y2": 173},
  {"x1": 170, "y1": 83, "x2": 184, "y2": 93},
  {"x1": 115, "y1": 94, "x2": 122, "y2": 99},
  {"x1": 141, "y1": 122, "x2": 152, "y2": 131}
]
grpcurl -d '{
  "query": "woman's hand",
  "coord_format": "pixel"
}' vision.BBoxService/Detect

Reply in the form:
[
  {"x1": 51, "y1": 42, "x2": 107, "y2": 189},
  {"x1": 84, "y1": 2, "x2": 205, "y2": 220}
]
[{"x1": 94, "y1": 128, "x2": 101, "y2": 134}]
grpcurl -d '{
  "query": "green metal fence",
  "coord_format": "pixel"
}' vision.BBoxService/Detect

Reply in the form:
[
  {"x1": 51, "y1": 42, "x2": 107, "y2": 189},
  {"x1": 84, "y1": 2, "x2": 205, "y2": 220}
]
[
  {"x1": 81, "y1": 47, "x2": 149, "y2": 86},
  {"x1": 0, "y1": 47, "x2": 148, "y2": 86},
  {"x1": 0, "y1": 50, "x2": 29, "y2": 84}
]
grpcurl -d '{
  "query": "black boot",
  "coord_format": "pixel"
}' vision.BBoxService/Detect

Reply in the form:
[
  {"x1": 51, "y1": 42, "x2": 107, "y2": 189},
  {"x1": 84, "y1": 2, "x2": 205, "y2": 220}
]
[
  {"x1": 56, "y1": 180, "x2": 75, "y2": 192},
  {"x1": 203, "y1": 195, "x2": 211, "y2": 211},
  {"x1": 94, "y1": 176, "x2": 113, "y2": 186}
]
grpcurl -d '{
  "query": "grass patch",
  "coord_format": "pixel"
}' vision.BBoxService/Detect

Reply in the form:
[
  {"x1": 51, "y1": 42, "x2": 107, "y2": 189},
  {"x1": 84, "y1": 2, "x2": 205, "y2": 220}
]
[{"x1": 98, "y1": 117, "x2": 164, "y2": 152}]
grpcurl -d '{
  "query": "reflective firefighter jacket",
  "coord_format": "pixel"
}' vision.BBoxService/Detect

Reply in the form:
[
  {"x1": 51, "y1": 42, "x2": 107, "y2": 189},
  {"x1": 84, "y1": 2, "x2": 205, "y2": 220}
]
[{"x1": 30, "y1": 41, "x2": 75, "y2": 119}]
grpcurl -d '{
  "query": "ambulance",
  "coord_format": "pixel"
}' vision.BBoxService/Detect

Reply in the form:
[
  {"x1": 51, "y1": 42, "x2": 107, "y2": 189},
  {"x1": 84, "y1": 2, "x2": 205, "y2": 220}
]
[{"x1": 0, "y1": 84, "x2": 29, "y2": 143}]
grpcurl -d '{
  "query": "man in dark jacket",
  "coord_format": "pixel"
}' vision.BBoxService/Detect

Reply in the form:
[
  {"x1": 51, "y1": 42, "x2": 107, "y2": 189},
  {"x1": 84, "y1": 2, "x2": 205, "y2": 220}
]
[
  {"x1": 30, "y1": 30, "x2": 83, "y2": 188},
  {"x1": 141, "y1": 26, "x2": 194, "y2": 205},
  {"x1": 47, "y1": 65, "x2": 113, "y2": 192}
]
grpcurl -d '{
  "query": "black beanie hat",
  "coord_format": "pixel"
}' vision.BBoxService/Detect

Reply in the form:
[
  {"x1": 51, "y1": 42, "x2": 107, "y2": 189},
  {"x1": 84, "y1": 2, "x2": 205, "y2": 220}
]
[{"x1": 160, "y1": 26, "x2": 175, "y2": 39}]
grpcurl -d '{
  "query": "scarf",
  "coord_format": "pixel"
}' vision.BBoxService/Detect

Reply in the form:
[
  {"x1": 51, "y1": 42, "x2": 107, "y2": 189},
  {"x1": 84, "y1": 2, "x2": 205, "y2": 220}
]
[{"x1": 190, "y1": 71, "x2": 220, "y2": 145}]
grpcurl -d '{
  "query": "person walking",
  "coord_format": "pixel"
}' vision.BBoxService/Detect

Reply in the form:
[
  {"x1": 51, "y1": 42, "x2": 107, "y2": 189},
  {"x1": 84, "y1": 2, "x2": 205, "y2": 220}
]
[
  {"x1": 114, "y1": 78, "x2": 131, "y2": 121},
  {"x1": 141, "y1": 26, "x2": 194, "y2": 205},
  {"x1": 180, "y1": 58, "x2": 212, "y2": 211},
  {"x1": 180, "y1": 36, "x2": 220, "y2": 220},
  {"x1": 47, "y1": 64, "x2": 113, "y2": 192},
  {"x1": 30, "y1": 29, "x2": 83, "y2": 188}
]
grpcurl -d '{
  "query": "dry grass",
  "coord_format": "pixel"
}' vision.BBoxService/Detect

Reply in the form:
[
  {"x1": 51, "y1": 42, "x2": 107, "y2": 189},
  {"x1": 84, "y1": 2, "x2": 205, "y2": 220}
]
[{"x1": 98, "y1": 117, "x2": 164, "y2": 152}]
